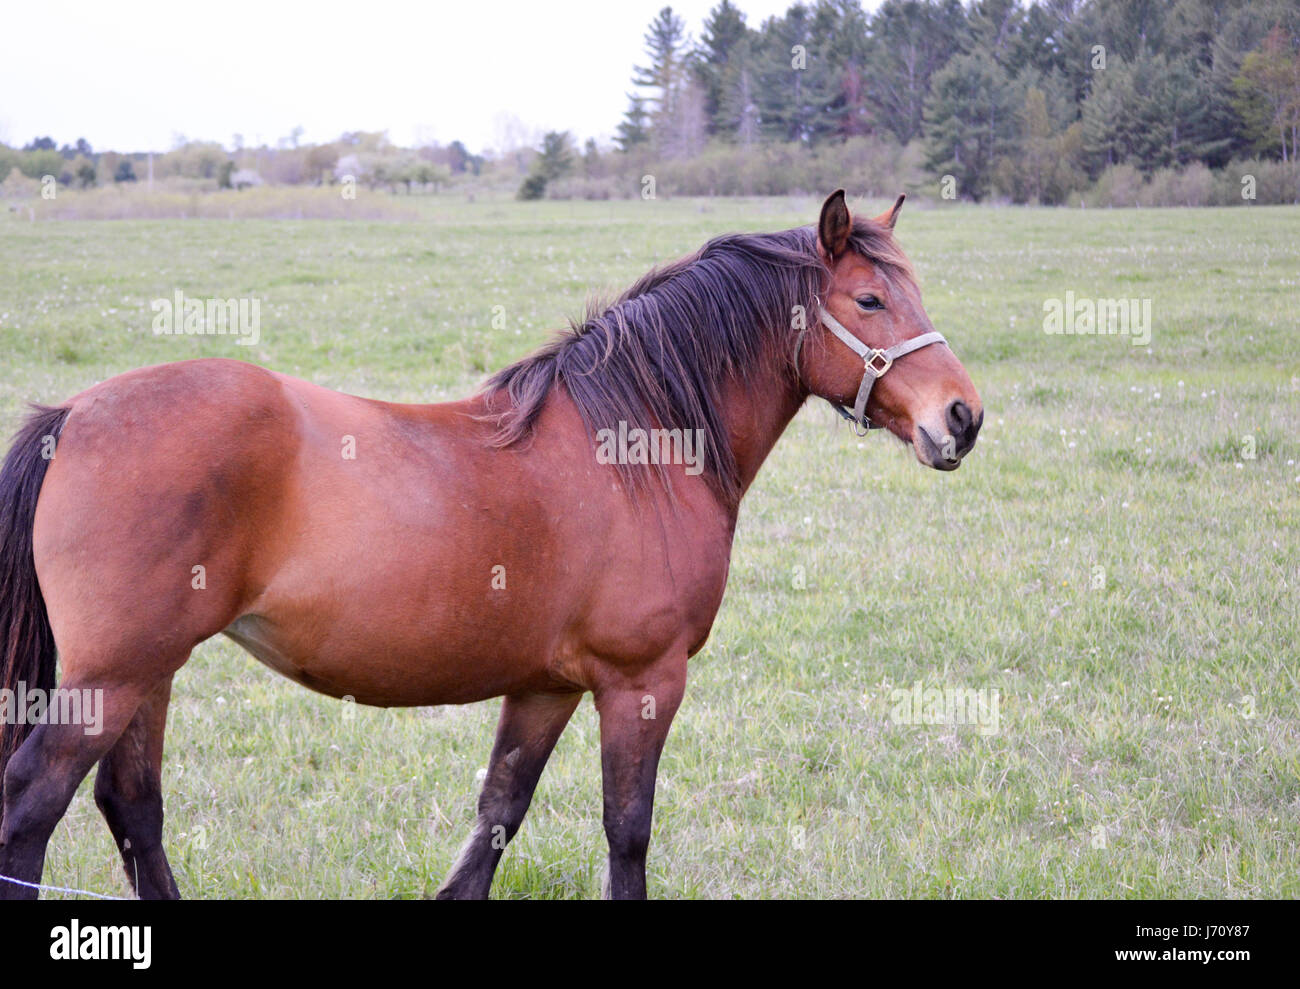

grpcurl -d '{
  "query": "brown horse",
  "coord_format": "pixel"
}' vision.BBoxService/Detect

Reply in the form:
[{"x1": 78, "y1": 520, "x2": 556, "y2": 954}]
[{"x1": 0, "y1": 191, "x2": 980, "y2": 900}]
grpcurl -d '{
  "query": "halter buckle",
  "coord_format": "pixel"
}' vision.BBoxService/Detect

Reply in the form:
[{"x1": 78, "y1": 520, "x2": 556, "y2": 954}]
[{"x1": 864, "y1": 349, "x2": 892, "y2": 377}]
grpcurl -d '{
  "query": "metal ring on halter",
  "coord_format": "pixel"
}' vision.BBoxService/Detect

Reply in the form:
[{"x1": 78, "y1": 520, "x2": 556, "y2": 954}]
[{"x1": 864, "y1": 350, "x2": 892, "y2": 377}]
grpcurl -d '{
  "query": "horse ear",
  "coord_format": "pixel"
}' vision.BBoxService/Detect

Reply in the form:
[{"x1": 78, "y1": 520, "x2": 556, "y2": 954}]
[
  {"x1": 875, "y1": 194, "x2": 905, "y2": 230},
  {"x1": 817, "y1": 189, "x2": 852, "y2": 261}
]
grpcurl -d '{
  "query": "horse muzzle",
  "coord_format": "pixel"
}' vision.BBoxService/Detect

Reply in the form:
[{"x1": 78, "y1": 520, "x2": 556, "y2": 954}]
[{"x1": 913, "y1": 401, "x2": 982, "y2": 471}]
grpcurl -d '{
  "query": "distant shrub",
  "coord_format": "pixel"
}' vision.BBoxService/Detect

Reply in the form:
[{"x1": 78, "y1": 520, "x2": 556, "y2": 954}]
[
  {"x1": 545, "y1": 175, "x2": 623, "y2": 200},
  {"x1": 1084, "y1": 164, "x2": 1145, "y2": 207},
  {"x1": 16, "y1": 148, "x2": 63, "y2": 180},
  {"x1": 1081, "y1": 159, "x2": 1299, "y2": 208},
  {"x1": 1141, "y1": 162, "x2": 1213, "y2": 207},
  {"x1": 1222, "y1": 158, "x2": 1300, "y2": 205},
  {"x1": 0, "y1": 167, "x2": 40, "y2": 200},
  {"x1": 542, "y1": 137, "x2": 920, "y2": 200},
  {"x1": 28, "y1": 184, "x2": 418, "y2": 220},
  {"x1": 517, "y1": 173, "x2": 548, "y2": 200}
]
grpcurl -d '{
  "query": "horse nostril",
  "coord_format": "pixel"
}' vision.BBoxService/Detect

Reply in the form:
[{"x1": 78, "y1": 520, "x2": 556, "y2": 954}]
[
  {"x1": 944, "y1": 400, "x2": 981, "y2": 455},
  {"x1": 946, "y1": 400, "x2": 972, "y2": 438}
]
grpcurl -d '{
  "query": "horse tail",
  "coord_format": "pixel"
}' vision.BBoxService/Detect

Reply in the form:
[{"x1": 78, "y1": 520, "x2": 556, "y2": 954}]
[{"x1": 0, "y1": 405, "x2": 69, "y2": 790}]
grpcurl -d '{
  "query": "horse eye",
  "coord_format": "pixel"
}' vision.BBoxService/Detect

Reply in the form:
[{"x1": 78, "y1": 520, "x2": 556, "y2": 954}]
[{"x1": 856, "y1": 295, "x2": 883, "y2": 311}]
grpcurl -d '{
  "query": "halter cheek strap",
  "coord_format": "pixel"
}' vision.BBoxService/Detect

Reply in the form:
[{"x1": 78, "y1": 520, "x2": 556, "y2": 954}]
[{"x1": 817, "y1": 305, "x2": 948, "y2": 436}]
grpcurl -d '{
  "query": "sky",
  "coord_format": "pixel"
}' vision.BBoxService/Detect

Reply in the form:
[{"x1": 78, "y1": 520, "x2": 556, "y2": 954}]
[{"x1": 0, "y1": 0, "x2": 844, "y2": 156}]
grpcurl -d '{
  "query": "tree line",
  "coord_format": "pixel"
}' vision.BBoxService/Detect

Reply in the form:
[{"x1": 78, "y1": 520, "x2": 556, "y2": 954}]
[
  {"x1": 587, "y1": 0, "x2": 1300, "y2": 203},
  {"x1": 0, "y1": 133, "x2": 486, "y2": 197}
]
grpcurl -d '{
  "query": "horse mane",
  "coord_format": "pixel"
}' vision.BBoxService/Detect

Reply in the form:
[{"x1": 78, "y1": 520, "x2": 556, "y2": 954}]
[{"x1": 480, "y1": 215, "x2": 912, "y2": 504}]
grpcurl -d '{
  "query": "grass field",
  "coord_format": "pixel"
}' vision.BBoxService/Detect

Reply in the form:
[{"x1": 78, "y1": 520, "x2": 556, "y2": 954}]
[{"x1": 0, "y1": 196, "x2": 1297, "y2": 898}]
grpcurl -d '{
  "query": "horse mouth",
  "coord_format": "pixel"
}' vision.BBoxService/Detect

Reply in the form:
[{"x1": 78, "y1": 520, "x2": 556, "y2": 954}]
[{"x1": 913, "y1": 425, "x2": 963, "y2": 471}]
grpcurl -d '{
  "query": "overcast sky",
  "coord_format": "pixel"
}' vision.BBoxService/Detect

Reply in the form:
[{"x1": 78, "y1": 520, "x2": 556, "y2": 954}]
[{"x1": 0, "y1": 0, "x2": 867, "y2": 155}]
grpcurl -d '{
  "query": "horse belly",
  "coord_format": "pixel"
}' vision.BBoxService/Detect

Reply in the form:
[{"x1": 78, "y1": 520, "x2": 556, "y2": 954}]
[
  {"x1": 225, "y1": 510, "x2": 564, "y2": 706},
  {"x1": 223, "y1": 606, "x2": 551, "y2": 707}
]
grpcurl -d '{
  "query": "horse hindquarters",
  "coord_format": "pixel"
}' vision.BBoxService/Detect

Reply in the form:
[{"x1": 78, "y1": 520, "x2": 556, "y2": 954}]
[
  {"x1": 0, "y1": 405, "x2": 165, "y2": 897},
  {"x1": 2, "y1": 364, "x2": 289, "y2": 898}
]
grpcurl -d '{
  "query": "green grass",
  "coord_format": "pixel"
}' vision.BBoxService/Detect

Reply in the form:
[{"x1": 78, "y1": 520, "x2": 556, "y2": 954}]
[{"x1": 1, "y1": 197, "x2": 1297, "y2": 898}]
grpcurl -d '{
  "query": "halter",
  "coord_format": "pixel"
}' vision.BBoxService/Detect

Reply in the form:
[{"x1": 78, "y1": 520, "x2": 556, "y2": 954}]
[{"x1": 816, "y1": 304, "x2": 948, "y2": 436}]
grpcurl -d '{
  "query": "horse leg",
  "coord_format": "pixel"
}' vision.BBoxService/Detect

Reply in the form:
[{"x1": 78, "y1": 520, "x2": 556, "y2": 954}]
[
  {"x1": 93, "y1": 675, "x2": 179, "y2": 900},
  {"x1": 594, "y1": 658, "x2": 686, "y2": 900},
  {"x1": 0, "y1": 679, "x2": 152, "y2": 900},
  {"x1": 436, "y1": 690, "x2": 581, "y2": 900}
]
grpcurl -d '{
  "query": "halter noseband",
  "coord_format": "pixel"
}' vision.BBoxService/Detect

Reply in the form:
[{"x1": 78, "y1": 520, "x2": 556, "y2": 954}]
[{"x1": 816, "y1": 304, "x2": 948, "y2": 436}]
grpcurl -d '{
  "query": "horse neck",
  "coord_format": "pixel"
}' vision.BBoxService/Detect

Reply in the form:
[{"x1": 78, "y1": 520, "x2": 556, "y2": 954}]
[{"x1": 719, "y1": 347, "x2": 807, "y2": 502}]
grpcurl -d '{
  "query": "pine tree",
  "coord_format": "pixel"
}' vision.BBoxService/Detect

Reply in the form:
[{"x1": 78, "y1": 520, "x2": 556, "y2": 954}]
[
  {"x1": 1090, "y1": 0, "x2": 1168, "y2": 63},
  {"x1": 695, "y1": 0, "x2": 751, "y2": 138},
  {"x1": 1125, "y1": 54, "x2": 1176, "y2": 171},
  {"x1": 582, "y1": 138, "x2": 600, "y2": 177},
  {"x1": 1080, "y1": 54, "x2": 1136, "y2": 173},
  {"x1": 536, "y1": 132, "x2": 573, "y2": 180},
  {"x1": 632, "y1": 6, "x2": 690, "y2": 146},
  {"x1": 615, "y1": 94, "x2": 652, "y2": 151},
  {"x1": 964, "y1": 0, "x2": 1025, "y2": 70},
  {"x1": 1164, "y1": 56, "x2": 1232, "y2": 166},
  {"x1": 517, "y1": 131, "x2": 573, "y2": 200},
  {"x1": 866, "y1": 0, "x2": 968, "y2": 145},
  {"x1": 924, "y1": 50, "x2": 1019, "y2": 200},
  {"x1": 754, "y1": 4, "x2": 835, "y2": 145},
  {"x1": 815, "y1": 0, "x2": 873, "y2": 140},
  {"x1": 1011, "y1": 1, "x2": 1068, "y2": 79}
]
